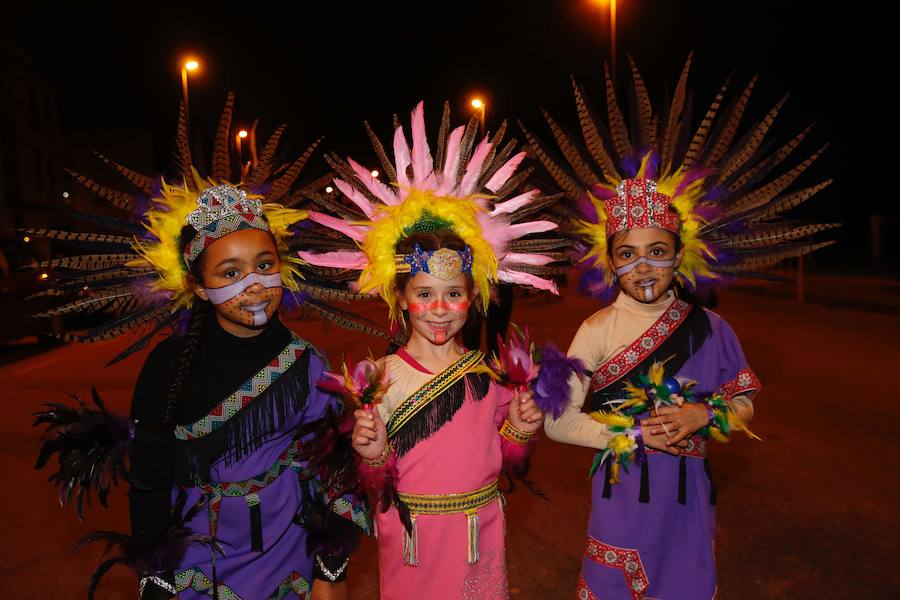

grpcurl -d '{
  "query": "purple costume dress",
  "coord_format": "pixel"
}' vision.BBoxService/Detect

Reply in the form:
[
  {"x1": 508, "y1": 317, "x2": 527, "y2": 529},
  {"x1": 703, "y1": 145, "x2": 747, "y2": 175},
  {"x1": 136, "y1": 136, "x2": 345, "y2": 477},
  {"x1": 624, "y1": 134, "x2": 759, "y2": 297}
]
[
  {"x1": 556, "y1": 294, "x2": 760, "y2": 600},
  {"x1": 130, "y1": 315, "x2": 366, "y2": 599}
]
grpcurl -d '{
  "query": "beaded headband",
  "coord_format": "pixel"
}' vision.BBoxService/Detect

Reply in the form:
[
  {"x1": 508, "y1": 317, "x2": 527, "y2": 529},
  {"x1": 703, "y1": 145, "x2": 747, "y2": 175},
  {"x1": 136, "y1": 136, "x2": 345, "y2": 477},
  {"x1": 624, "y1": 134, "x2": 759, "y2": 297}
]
[
  {"x1": 603, "y1": 178, "x2": 680, "y2": 238},
  {"x1": 395, "y1": 244, "x2": 474, "y2": 281},
  {"x1": 183, "y1": 184, "x2": 270, "y2": 265}
]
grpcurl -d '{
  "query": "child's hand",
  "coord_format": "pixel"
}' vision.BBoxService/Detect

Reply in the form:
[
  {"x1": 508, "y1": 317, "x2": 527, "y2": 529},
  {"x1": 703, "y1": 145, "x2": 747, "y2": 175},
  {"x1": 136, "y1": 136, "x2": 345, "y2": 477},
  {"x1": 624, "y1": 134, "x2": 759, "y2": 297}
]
[
  {"x1": 508, "y1": 388, "x2": 544, "y2": 433},
  {"x1": 640, "y1": 424, "x2": 687, "y2": 455},
  {"x1": 641, "y1": 403, "x2": 709, "y2": 446},
  {"x1": 352, "y1": 408, "x2": 387, "y2": 460}
]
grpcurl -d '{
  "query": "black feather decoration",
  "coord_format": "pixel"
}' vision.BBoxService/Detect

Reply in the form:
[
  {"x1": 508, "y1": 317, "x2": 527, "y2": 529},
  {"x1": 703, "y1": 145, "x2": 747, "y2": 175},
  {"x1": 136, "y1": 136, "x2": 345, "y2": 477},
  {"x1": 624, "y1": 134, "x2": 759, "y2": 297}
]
[{"x1": 32, "y1": 388, "x2": 135, "y2": 519}]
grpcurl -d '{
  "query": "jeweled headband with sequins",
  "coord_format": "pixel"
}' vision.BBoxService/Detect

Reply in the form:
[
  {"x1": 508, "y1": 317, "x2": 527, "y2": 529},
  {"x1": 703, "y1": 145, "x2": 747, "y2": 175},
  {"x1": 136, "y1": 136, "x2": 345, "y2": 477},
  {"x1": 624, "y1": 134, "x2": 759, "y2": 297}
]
[
  {"x1": 395, "y1": 244, "x2": 474, "y2": 281},
  {"x1": 183, "y1": 184, "x2": 270, "y2": 266},
  {"x1": 603, "y1": 178, "x2": 680, "y2": 238}
]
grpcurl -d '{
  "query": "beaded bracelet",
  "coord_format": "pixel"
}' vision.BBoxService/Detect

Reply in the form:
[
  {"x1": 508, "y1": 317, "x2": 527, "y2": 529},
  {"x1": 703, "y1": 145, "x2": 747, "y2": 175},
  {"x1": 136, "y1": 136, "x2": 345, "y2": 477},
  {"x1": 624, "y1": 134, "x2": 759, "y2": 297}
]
[
  {"x1": 361, "y1": 442, "x2": 393, "y2": 467},
  {"x1": 500, "y1": 418, "x2": 534, "y2": 445}
]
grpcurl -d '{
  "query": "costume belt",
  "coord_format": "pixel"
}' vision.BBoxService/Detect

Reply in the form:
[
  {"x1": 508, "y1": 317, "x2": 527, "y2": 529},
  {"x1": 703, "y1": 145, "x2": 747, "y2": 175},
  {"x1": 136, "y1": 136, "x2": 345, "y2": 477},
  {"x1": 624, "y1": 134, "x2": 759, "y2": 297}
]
[
  {"x1": 396, "y1": 479, "x2": 500, "y2": 566},
  {"x1": 197, "y1": 437, "x2": 302, "y2": 553}
]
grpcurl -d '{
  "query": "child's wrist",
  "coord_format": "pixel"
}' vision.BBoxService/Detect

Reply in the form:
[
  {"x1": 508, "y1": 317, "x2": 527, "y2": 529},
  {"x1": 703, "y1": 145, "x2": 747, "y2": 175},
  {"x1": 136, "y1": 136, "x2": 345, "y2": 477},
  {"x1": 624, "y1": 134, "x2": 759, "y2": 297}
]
[
  {"x1": 500, "y1": 418, "x2": 536, "y2": 444},
  {"x1": 359, "y1": 442, "x2": 393, "y2": 467}
]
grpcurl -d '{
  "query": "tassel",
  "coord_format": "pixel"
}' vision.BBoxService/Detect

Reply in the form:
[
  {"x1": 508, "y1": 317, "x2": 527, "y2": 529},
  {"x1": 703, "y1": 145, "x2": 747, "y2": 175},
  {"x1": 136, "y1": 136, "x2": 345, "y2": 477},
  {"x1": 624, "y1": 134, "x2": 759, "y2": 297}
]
[
  {"x1": 602, "y1": 460, "x2": 612, "y2": 499},
  {"x1": 704, "y1": 458, "x2": 717, "y2": 505},
  {"x1": 403, "y1": 516, "x2": 418, "y2": 566},
  {"x1": 466, "y1": 510, "x2": 480, "y2": 564},
  {"x1": 247, "y1": 493, "x2": 263, "y2": 553},
  {"x1": 678, "y1": 456, "x2": 687, "y2": 505},
  {"x1": 638, "y1": 458, "x2": 650, "y2": 503}
]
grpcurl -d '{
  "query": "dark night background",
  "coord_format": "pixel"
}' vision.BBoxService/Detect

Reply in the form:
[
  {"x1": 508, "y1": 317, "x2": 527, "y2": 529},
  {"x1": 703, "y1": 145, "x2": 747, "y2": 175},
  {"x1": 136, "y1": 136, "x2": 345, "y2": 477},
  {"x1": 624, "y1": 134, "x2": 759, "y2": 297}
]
[
  {"x1": 2, "y1": 4, "x2": 899, "y2": 599},
  {"x1": 0, "y1": 0, "x2": 889, "y2": 270}
]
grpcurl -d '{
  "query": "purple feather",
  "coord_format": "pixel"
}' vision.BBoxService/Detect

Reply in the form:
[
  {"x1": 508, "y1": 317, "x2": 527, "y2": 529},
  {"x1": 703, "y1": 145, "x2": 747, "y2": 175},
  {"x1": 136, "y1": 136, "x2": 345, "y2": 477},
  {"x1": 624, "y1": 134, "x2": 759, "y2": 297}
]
[
  {"x1": 673, "y1": 166, "x2": 713, "y2": 198},
  {"x1": 533, "y1": 344, "x2": 585, "y2": 419},
  {"x1": 577, "y1": 266, "x2": 619, "y2": 304},
  {"x1": 574, "y1": 191, "x2": 598, "y2": 222}
]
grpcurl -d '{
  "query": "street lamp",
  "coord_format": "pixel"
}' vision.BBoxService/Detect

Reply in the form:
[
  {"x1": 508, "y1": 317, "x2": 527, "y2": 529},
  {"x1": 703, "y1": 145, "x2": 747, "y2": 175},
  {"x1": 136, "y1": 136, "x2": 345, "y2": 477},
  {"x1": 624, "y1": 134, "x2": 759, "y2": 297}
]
[
  {"x1": 236, "y1": 129, "x2": 249, "y2": 161},
  {"x1": 325, "y1": 186, "x2": 334, "y2": 194},
  {"x1": 371, "y1": 170, "x2": 380, "y2": 178},
  {"x1": 592, "y1": 0, "x2": 618, "y2": 80},
  {"x1": 181, "y1": 58, "x2": 200, "y2": 137},
  {"x1": 470, "y1": 98, "x2": 486, "y2": 133}
]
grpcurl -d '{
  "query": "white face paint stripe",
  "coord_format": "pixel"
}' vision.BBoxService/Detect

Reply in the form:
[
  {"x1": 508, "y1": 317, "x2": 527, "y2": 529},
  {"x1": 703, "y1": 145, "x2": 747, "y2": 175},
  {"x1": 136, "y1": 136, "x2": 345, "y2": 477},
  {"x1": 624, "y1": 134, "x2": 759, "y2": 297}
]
[
  {"x1": 204, "y1": 272, "x2": 283, "y2": 305},
  {"x1": 614, "y1": 256, "x2": 676, "y2": 276}
]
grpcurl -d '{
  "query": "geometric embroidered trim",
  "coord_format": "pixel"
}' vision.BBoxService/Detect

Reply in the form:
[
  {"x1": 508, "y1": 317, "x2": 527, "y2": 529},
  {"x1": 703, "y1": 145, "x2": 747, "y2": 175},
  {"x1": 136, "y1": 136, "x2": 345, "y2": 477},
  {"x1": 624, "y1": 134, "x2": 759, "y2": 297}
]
[
  {"x1": 175, "y1": 334, "x2": 309, "y2": 440},
  {"x1": 386, "y1": 349, "x2": 484, "y2": 439},
  {"x1": 718, "y1": 367, "x2": 761, "y2": 402},
  {"x1": 583, "y1": 535, "x2": 650, "y2": 600},
  {"x1": 175, "y1": 567, "x2": 311, "y2": 600},
  {"x1": 576, "y1": 574, "x2": 600, "y2": 600},
  {"x1": 590, "y1": 299, "x2": 692, "y2": 393}
]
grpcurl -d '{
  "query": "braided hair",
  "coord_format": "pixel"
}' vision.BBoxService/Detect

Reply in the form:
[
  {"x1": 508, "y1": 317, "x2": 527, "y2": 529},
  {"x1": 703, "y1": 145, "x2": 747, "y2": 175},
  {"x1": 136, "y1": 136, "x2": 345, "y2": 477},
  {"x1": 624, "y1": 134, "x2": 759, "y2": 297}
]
[{"x1": 159, "y1": 225, "x2": 213, "y2": 428}]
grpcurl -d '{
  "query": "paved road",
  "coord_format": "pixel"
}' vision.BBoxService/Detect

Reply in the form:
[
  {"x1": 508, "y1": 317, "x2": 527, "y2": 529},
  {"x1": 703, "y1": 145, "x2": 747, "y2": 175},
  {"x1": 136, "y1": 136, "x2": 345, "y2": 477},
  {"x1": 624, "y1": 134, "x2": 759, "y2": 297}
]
[{"x1": 4, "y1": 285, "x2": 898, "y2": 598}]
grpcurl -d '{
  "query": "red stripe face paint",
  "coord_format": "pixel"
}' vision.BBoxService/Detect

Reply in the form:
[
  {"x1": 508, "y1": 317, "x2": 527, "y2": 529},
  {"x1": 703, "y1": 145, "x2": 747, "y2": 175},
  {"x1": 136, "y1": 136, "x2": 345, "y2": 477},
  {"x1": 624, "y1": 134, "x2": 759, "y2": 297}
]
[{"x1": 407, "y1": 299, "x2": 470, "y2": 315}]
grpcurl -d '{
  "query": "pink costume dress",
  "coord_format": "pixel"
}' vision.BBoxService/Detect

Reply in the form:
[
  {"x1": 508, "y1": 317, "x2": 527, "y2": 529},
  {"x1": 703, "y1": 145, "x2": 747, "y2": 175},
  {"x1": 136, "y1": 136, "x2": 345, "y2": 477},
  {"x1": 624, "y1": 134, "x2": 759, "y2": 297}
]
[{"x1": 372, "y1": 348, "x2": 519, "y2": 600}]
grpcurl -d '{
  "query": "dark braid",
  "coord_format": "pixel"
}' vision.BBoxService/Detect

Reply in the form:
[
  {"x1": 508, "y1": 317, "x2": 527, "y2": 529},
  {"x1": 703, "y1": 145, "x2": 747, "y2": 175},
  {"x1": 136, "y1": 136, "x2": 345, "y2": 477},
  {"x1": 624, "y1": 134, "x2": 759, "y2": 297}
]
[{"x1": 160, "y1": 225, "x2": 212, "y2": 428}]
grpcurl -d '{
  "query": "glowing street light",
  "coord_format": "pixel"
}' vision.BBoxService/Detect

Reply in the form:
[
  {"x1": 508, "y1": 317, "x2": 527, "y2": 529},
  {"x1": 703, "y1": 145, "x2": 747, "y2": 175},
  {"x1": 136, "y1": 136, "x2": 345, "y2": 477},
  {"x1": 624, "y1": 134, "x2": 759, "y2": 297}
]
[
  {"x1": 325, "y1": 186, "x2": 334, "y2": 194},
  {"x1": 470, "y1": 97, "x2": 486, "y2": 133},
  {"x1": 238, "y1": 130, "x2": 248, "y2": 138},
  {"x1": 371, "y1": 170, "x2": 380, "y2": 178},
  {"x1": 181, "y1": 58, "x2": 200, "y2": 140},
  {"x1": 23, "y1": 236, "x2": 31, "y2": 243},
  {"x1": 39, "y1": 272, "x2": 49, "y2": 281},
  {"x1": 592, "y1": 0, "x2": 618, "y2": 79}
]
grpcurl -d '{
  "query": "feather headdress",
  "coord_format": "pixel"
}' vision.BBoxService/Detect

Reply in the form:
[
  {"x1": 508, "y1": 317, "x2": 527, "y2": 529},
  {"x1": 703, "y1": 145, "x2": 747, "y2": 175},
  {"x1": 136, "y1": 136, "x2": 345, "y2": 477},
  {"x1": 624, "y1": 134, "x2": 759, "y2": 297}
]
[
  {"x1": 28, "y1": 94, "x2": 384, "y2": 364},
  {"x1": 521, "y1": 54, "x2": 839, "y2": 298},
  {"x1": 298, "y1": 101, "x2": 568, "y2": 317}
]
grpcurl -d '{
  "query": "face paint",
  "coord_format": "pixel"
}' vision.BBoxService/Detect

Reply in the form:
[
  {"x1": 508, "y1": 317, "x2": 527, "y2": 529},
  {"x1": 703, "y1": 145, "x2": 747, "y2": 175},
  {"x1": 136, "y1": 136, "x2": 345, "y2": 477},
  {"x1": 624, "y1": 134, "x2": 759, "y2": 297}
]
[
  {"x1": 205, "y1": 272, "x2": 283, "y2": 304},
  {"x1": 205, "y1": 272, "x2": 283, "y2": 326},
  {"x1": 407, "y1": 299, "x2": 470, "y2": 315},
  {"x1": 614, "y1": 256, "x2": 676, "y2": 277}
]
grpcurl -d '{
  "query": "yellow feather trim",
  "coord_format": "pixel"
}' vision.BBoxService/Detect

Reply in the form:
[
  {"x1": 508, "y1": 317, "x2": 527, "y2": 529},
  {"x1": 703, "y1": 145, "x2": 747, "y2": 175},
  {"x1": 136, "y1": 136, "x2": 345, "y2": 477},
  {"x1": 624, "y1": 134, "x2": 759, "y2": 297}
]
[
  {"x1": 576, "y1": 152, "x2": 720, "y2": 287},
  {"x1": 589, "y1": 411, "x2": 635, "y2": 429},
  {"x1": 132, "y1": 173, "x2": 307, "y2": 310},
  {"x1": 357, "y1": 189, "x2": 498, "y2": 319}
]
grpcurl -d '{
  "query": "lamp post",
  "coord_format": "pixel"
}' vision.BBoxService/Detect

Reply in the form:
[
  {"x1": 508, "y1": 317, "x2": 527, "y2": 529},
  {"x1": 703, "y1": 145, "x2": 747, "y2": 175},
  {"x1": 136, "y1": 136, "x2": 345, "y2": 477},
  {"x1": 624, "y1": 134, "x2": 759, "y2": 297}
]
[
  {"x1": 181, "y1": 59, "x2": 199, "y2": 134},
  {"x1": 471, "y1": 98, "x2": 486, "y2": 133}
]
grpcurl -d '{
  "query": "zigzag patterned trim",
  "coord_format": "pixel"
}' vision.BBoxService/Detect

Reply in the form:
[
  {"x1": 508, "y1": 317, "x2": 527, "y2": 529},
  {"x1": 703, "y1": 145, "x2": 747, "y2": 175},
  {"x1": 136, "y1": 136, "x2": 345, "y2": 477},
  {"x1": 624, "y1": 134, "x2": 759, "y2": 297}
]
[
  {"x1": 175, "y1": 568, "x2": 310, "y2": 600},
  {"x1": 184, "y1": 211, "x2": 270, "y2": 265},
  {"x1": 330, "y1": 495, "x2": 371, "y2": 535},
  {"x1": 175, "y1": 335, "x2": 309, "y2": 440},
  {"x1": 386, "y1": 350, "x2": 483, "y2": 438}
]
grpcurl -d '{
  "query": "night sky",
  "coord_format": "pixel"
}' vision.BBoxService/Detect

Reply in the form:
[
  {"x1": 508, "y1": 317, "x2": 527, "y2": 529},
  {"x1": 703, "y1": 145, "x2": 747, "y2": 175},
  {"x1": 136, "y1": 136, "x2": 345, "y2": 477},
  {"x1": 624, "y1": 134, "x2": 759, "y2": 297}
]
[{"x1": 2, "y1": 1, "x2": 885, "y2": 264}]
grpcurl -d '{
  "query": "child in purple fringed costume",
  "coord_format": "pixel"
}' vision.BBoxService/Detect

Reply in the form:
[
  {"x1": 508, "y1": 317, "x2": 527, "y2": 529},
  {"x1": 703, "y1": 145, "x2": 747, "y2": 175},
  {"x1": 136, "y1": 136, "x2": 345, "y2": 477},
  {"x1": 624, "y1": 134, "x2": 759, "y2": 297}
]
[
  {"x1": 532, "y1": 55, "x2": 838, "y2": 598},
  {"x1": 546, "y1": 172, "x2": 761, "y2": 600}
]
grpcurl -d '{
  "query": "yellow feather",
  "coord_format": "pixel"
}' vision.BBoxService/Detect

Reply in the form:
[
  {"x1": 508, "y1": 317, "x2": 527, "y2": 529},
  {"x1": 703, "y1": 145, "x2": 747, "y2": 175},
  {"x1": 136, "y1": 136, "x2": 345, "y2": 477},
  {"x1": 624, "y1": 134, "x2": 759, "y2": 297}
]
[
  {"x1": 357, "y1": 189, "x2": 499, "y2": 319},
  {"x1": 648, "y1": 361, "x2": 665, "y2": 386},
  {"x1": 589, "y1": 411, "x2": 635, "y2": 429},
  {"x1": 132, "y1": 175, "x2": 307, "y2": 309}
]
